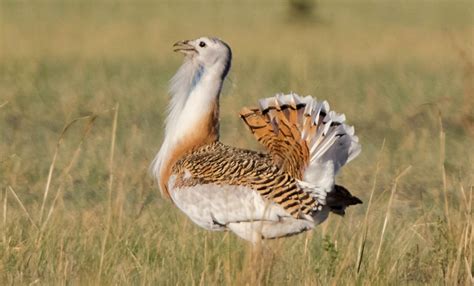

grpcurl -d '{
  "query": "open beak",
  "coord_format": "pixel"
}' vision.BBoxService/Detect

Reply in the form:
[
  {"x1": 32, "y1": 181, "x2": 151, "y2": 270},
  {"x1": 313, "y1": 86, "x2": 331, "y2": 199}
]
[{"x1": 173, "y1": 40, "x2": 196, "y2": 54}]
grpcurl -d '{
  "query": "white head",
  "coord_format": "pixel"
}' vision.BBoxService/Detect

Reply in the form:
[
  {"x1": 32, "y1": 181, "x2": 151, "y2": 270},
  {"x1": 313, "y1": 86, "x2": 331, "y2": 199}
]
[{"x1": 173, "y1": 37, "x2": 232, "y2": 80}]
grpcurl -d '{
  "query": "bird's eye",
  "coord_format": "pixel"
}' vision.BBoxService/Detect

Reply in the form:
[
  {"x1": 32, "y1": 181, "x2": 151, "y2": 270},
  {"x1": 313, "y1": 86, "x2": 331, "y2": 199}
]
[{"x1": 199, "y1": 41, "x2": 206, "y2": 48}]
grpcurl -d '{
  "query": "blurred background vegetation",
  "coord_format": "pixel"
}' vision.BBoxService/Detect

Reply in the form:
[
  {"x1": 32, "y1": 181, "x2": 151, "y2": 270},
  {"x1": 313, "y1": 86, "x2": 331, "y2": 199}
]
[{"x1": 0, "y1": 0, "x2": 473, "y2": 285}]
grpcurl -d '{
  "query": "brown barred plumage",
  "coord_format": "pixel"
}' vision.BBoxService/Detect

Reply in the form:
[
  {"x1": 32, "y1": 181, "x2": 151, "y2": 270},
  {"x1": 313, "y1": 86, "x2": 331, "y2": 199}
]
[{"x1": 172, "y1": 142, "x2": 318, "y2": 217}]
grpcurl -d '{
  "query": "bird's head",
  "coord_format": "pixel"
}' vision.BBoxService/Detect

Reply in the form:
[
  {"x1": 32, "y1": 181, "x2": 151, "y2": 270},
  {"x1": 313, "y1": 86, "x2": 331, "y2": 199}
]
[{"x1": 173, "y1": 37, "x2": 232, "y2": 79}]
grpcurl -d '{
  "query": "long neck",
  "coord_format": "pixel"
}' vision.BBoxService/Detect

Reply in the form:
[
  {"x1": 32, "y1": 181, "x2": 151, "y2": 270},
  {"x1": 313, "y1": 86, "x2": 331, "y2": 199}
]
[{"x1": 153, "y1": 61, "x2": 223, "y2": 197}]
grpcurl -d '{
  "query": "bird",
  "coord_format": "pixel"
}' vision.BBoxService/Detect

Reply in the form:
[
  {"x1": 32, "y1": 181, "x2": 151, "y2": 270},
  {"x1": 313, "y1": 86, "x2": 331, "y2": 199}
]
[{"x1": 151, "y1": 36, "x2": 362, "y2": 243}]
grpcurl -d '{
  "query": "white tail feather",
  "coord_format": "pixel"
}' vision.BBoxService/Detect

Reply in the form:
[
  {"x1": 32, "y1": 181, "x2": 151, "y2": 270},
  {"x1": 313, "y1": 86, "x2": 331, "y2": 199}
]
[{"x1": 261, "y1": 93, "x2": 361, "y2": 189}]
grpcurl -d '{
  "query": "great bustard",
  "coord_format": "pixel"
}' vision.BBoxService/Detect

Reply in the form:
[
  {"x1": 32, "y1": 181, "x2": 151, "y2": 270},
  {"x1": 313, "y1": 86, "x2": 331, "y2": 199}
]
[{"x1": 152, "y1": 37, "x2": 362, "y2": 243}]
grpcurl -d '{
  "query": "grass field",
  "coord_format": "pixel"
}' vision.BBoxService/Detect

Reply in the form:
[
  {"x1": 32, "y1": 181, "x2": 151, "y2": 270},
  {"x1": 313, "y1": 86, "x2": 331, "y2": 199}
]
[{"x1": 1, "y1": 1, "x2": 473, "y2": 285}]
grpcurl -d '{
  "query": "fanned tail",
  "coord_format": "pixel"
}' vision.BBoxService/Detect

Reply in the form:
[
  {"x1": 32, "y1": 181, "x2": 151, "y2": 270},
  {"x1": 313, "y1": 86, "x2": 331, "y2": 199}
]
[{"x1": 240, "y1": 93, "x2": 361, "y2": 192}]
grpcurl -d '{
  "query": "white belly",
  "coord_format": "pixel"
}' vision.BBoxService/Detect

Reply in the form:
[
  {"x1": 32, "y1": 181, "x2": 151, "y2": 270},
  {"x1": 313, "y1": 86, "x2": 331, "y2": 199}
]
[{"x1": 168, "y1": 176, "x2": 321, "y2": 242}]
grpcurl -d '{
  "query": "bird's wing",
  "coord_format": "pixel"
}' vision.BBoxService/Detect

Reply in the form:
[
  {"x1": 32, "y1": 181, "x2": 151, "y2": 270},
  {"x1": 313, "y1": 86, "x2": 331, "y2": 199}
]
[
  {"x1": 171, "y1": 142, "x2": 321, "y2": 218},
  {"x1": 240, "y1": 93, "x2": 360, "y2": 189}
]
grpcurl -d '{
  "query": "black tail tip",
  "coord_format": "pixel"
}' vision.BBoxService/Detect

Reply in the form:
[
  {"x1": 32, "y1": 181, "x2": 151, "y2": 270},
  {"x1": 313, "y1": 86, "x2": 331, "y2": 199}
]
[
  {"x1": 348, "y1": 196, "x2": 363, "y2": 206},
  {"x1": 333, "y1": 185, "x2": 362, "y2": 206}
]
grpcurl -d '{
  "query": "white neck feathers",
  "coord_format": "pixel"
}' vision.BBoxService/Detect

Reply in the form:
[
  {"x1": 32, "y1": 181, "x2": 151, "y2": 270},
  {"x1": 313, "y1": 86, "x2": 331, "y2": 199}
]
[{"x1": 152, "y1": 59, "x2": 224, "y2": 196}]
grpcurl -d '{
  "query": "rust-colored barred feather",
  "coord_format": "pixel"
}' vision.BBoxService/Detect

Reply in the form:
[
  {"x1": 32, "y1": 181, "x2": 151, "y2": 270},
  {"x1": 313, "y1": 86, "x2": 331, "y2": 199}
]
[
  {"x1": 240, "y1": 94, "x2": 328, "y2": 180},
  {"x1": 240, "y1": 108, "x2": 308, "y2": 180}
]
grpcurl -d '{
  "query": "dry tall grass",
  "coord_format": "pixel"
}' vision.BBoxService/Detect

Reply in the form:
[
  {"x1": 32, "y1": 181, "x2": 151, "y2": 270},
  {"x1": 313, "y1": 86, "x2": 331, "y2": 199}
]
[{"x1": 1, "y1": 1, "x2": 473, "y2": 285}]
